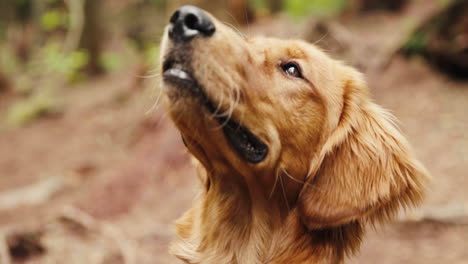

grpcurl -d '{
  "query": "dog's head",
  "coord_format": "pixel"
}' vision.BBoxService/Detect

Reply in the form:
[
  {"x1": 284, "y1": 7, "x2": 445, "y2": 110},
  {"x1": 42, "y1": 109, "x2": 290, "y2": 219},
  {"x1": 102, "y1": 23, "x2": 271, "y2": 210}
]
[{"x1": 160, "y1": 6, "x2": 429, "y2": 229}]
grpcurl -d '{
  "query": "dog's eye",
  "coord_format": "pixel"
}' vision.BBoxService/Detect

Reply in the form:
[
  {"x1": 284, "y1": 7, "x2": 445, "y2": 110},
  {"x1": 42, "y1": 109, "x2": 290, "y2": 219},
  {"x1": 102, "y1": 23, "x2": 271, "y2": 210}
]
[{"x1": 281, "y1": 62, "x2": 303, "y2": 79}]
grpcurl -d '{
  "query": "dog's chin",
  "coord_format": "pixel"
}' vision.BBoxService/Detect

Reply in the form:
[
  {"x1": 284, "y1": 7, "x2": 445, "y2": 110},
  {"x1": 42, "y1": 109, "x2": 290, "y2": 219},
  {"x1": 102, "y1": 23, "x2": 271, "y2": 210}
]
[{"x1": 162, "y1": 57, "x2": 269, "y2": 164}]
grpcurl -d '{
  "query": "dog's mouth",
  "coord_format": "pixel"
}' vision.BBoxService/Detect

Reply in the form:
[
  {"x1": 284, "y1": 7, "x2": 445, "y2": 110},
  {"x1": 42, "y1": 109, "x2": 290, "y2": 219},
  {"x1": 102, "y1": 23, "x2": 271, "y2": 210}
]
[
  {"x1": 162, "y1": 59, "x2": 199, "y2": 95},
  {"x1": 163, "y1": 58, "x2": 268, "y2": 163}
]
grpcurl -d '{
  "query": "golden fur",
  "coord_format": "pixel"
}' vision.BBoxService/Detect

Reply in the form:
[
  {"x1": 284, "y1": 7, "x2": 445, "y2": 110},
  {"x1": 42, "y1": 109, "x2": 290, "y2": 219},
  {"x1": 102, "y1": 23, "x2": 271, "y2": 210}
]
[{"x1": 160, "y1": 9, "x2": 429, "y2": 264}]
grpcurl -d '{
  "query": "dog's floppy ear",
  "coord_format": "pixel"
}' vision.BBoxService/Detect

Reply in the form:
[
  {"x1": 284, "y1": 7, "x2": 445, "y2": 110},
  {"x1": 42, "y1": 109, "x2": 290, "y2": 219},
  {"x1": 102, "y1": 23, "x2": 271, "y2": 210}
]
[{"x1": 297, "y1": 71, "x2": 429, "y2": 230}]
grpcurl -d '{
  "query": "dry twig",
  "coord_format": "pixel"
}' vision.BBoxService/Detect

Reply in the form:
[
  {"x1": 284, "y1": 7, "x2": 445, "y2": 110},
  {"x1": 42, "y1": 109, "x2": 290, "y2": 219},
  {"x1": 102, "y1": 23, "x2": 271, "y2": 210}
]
[{"x1": 0, "y1": 177, "x2": 66, "y2": 211}]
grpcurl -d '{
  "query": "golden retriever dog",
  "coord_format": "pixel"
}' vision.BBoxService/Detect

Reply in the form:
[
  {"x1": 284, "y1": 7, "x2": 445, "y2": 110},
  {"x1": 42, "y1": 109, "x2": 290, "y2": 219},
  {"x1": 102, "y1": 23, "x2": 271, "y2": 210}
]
[{"x1": 159, "y1": 6, "x2": 429, "y2": 264}]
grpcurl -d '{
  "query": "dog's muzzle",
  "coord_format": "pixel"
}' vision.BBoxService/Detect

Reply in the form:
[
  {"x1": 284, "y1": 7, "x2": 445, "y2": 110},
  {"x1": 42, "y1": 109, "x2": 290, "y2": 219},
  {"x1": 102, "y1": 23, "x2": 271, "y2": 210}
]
[{"x1": 162, "y1": 6, "x2": 269, "y2": 164}]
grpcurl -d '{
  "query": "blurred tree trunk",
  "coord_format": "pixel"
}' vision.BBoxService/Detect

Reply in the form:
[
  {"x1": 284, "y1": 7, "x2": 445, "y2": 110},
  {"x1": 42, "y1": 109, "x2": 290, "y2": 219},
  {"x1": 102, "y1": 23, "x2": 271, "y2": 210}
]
[
  {"x1": 347, "y1": 0, "x2": 407, "y2": 13},
  {"x1": 9, "y1": 0, "x2": 35, "y2": 63},
  {"x1": 0, "y1": 1, "x2": 15, "y2": 23},
  {"x1": 0, "y1": 72, "x2": 9, "y2": 92},
  {"x1": 267, "y1": 0, "x2": 283, "y2": 14},
  {"x1": 401, "y1": 0, "x2": 468, "y2": 79},
  {"x1": 63, "y1": 0, "x2": 85, "y2": 53},
  {"x1": 79, "y1": 0, "x2": 105, "y2": 75}
]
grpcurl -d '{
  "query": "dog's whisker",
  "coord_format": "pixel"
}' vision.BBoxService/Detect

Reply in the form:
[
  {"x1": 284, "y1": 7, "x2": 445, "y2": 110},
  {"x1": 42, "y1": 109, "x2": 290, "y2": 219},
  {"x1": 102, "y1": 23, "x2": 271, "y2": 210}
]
[
  {"x1": 211, "y1": 89, "x2": 225, "y2": 118},
  {"x1": 212, "y1": 80, "x2": 238, "y2": 129},
  {"x1": 279, "y1": 172, "x2": 290, "y2": 211},
  {"x1": 221, "y1": 19, "x2": 247, "y2": 39},
  {"x1": 207, "y1": 68, "x2": 231, "y2": 121},
  {"x1": 225, "y1": 88, "x2": 235, "y2": 123},
  {"x1": 234, "y1": 86, "x2": 241, "y2": 118},
  {"x1": 145, "y1": 66, "x2": 160, "y2": 73},
  {"x1": 282, "y1": 168, "x2": 325, "y2": 193},
  {"x1": 311, "y1": 32, "x2": 329, "y2": 46},
  {"x1": 211, "y1": 99, "x2": 232, "y2": 129},
  {"x1": 155, "y1": 111, "x2": 169, "y2": 129},
  {"x1": 145, "y1": 82, "x2": 164, "y2": 115},
  {"x1": 243, "y1": 5, "x2": 251, "y2": 36},
  {"x1": 237, "y1": 89, "x2": 246, "y2": 129},
  {"x1": 281, "y1": 168, "x2": 304, "y2": 184},
  {"x1": 168, "y1": 100, "x2": 189, "y2": 126},
  {"x1": 269, "y1": 169, "x2": 281, "y2": 200},
  {"x1": 139, "y1": 66, "x2": 162, "y2": 78},
  {"x1": 216, "y1": 106, "x2": 234, "y2": 129},
  {"x1": 138, "y1": 72, "x2": 161, "y2": 79}
]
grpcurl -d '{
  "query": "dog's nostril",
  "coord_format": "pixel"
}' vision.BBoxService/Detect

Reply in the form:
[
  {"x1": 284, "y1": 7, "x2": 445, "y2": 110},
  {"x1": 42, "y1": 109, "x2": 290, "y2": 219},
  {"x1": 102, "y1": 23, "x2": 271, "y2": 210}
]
[
  {"x1": 170, "y1": 10, "x2": 180, "y2": 24},
  {"x1": 184, "y1": 14, "x2": 198, "y2": 30}
]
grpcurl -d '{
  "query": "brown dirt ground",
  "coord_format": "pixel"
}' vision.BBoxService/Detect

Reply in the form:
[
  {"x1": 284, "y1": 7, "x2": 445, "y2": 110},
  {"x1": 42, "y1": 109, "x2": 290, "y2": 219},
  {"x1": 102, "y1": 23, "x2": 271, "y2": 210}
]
[{"x1": 0, "y1": 2, "x2": 467, "y2": 264}]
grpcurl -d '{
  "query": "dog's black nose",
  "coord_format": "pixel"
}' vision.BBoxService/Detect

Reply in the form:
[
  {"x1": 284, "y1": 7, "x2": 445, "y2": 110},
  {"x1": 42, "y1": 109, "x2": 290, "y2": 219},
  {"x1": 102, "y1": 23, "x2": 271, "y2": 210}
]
[{"x1": 168, "y1": 5, "x2": 215, "y2": 42}]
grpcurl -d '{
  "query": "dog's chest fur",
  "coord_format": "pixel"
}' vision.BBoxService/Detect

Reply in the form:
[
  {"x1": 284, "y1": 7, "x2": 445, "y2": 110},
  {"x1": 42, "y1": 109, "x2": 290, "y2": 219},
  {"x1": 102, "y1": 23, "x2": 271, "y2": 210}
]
[{"x1": 169, "y1": 178, "x2": 353, "y2": 264}]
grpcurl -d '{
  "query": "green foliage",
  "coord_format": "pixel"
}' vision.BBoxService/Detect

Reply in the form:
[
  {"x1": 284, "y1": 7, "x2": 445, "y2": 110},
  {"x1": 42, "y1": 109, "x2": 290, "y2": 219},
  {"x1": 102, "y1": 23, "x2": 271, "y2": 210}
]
[
  {"x1": 39, "y1": 42, "x2": 89, "y2": 79},
  {"x1": 402, "y1": 31, "x2": 427, "y2": 54},
  {"x1": 148, "y1": 0, "x2": 166, "y2": 8},
  {"x1": 99, "y1": 51, "x2": 123, "y2": 73},
  {"x1": 437, "y1": 0, "x2": 454, "y2": 8},
  {"x1": 285, "y1": 0, "x2": 346, "y2": 18},
  {"x1": 143, "y1": 43, "x2": 160, "y2": 69},
  {"x1": 0, "y1": 22, "x2": 6, "y2": 41},
  {"x1": 41, "y1": 9, "x2": 68, "y2": 31},
  {"x1": 250, "y1": 0, "x2": 268, "y2": 10},
  {"x1": 0, "y1": 43, "x2": 21, "y2": 77},
  {"x1": 3, "y1": 40, "x2": 89, "y2": 126},
  {"x1": 6, "y1": 88, "x2": 58, "y2": 126}
]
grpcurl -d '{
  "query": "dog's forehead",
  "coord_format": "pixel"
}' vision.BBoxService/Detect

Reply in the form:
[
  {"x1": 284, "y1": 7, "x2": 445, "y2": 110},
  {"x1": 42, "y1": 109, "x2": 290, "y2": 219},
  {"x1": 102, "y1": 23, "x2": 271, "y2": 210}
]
[{"x1": 246, "y1": 37, "x2": 314, "y2": 61}]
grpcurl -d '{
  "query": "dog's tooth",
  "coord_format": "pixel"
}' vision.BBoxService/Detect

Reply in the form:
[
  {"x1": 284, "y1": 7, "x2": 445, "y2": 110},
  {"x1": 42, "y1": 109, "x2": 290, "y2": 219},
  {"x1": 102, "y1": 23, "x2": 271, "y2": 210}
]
[
  {"x1": 167, "y1": 68, "x2": 192, "y2": 81},
  {"x1": 176, "y1": 69, "x2": 190, "y2": 80}
]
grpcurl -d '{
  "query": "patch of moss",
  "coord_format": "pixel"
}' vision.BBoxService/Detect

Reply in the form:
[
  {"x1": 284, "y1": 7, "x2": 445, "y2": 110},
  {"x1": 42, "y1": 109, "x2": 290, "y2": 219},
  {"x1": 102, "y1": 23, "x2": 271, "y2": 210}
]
[{"x1": 5, "y1": 89, "x2": 60, "y2": 126}]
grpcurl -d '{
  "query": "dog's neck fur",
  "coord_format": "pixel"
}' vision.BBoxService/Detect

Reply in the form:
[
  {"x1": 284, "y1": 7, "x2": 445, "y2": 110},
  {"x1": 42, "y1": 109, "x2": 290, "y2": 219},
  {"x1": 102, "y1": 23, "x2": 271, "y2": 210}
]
[{"x1": 170, "y1": 168, "x2": 363, "y2": 264}]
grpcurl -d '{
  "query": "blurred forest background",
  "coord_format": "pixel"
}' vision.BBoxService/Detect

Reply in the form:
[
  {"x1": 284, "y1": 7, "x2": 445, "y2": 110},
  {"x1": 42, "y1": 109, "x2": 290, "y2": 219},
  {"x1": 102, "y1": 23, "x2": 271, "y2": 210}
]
[{"x1": 0, "y1": 0, "x2": 467, "y2": 263}]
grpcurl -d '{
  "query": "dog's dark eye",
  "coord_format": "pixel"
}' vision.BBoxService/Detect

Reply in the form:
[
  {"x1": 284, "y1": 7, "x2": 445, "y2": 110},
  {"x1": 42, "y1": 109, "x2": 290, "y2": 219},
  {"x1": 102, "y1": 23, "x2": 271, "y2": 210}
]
[{"x1": 281, "y1": 62, "x2": 303, "y2": 78}]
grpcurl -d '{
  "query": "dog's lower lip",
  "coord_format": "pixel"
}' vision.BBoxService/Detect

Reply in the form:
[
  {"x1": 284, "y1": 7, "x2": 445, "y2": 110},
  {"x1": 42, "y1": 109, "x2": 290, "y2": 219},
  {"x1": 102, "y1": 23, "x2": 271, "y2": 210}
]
[{"x1": 220, "y1": 117, "x2": 269, "y2": 163}]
